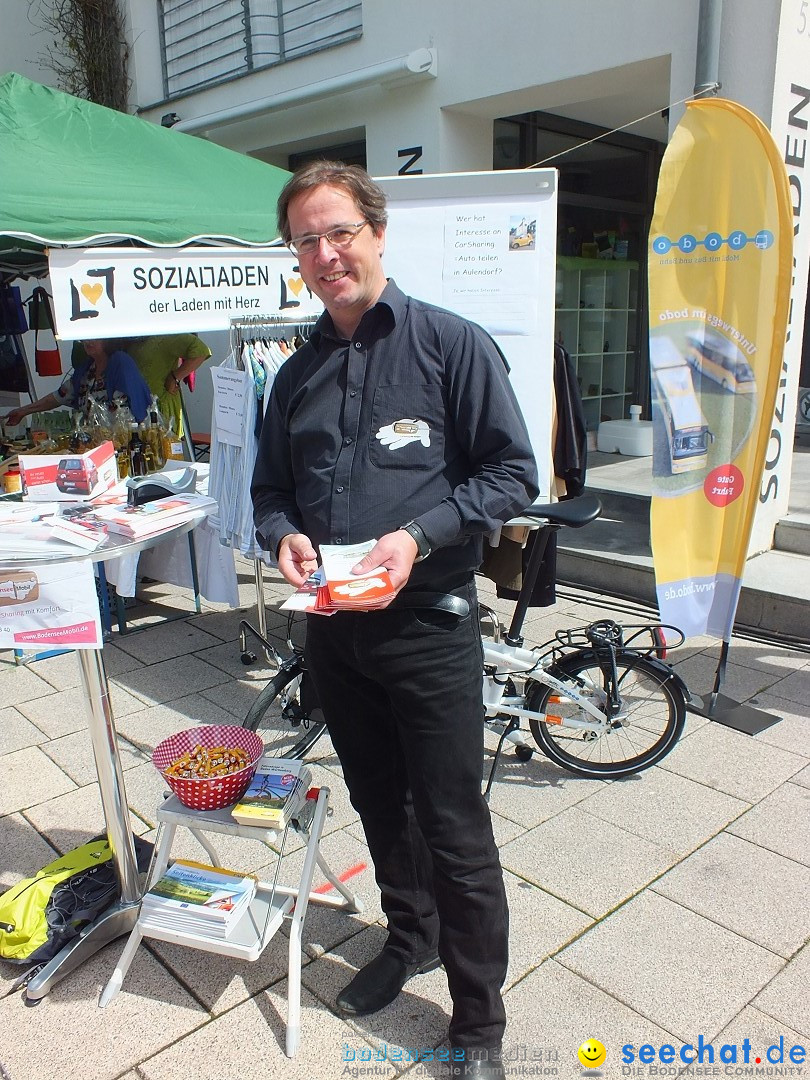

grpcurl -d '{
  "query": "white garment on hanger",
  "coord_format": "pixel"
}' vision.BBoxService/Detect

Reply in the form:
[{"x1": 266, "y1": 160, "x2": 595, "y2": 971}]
[{"x1": 208, "y1": 347, "x2": 263, "y2": 558}]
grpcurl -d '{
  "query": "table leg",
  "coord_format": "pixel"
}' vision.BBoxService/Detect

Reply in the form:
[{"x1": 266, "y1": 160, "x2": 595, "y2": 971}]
[
  {"x1": 25, "y1": 904, "x2": 140, "y2": 1000},
  {"x1": 187, "y1": 532, "x2": 202, "y2": 615},
  {"x1": 24, "y1": 648, "x2": 142, "y2": 1000}
]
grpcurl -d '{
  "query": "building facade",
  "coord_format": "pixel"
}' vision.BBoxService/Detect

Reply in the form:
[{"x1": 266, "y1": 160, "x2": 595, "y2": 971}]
[{"x1": 4, "y1": 0, "x2": 808, "y2": 546}]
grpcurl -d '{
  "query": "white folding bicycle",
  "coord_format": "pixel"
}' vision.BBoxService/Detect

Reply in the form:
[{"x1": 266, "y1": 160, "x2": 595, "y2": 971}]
[{"x1": 239, "y1": 496, "x2": 688, "y2": 787}]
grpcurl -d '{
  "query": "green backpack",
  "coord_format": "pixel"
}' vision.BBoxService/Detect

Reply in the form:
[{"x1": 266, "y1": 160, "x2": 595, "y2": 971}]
[{"x1": 0, "y1": 836, "x2": 151, "y2": 967}]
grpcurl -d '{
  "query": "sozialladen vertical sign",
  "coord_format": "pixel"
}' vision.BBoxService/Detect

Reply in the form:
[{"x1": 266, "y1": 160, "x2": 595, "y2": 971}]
[{"x1": 649, "y1": 98, "x2": 792, "y2": 640}]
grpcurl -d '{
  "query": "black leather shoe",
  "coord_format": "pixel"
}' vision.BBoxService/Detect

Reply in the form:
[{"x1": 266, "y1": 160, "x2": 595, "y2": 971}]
[
  {"x1": 449, "y1": 1050, "x2": 504, "y2": 1078},
  {"x1": 336, "y1": 948, "x2": 442, "y2": 1016}
]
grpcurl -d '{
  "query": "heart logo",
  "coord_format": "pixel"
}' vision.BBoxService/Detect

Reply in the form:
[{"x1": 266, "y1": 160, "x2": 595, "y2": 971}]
[
  {"x1": 287, "y1": 277, "x2": 304, "y2": 296},
  {"x1": 81, "y1": 283, "x2": 103, "y2": 305}
]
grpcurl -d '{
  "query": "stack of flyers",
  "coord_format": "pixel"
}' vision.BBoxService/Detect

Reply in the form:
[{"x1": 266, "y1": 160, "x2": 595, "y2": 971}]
[
  {"x1": 319, "y1": 540, "x2": 396, "y2": 610},
  {"x1": 280, "y1": 540, "x2": 397, "y2": 613},
  {"x1": 44, "y1": 514, "x2": 108, "y2": 551},
  {"x1": 280, "y1": 567, "x2": 335, "y2": 615}
]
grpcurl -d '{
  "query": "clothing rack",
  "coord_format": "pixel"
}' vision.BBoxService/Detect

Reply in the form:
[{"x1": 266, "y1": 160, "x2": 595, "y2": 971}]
[
  {"x1": 229, "y1": 313, "x2": 319, "y2": 365},
  {"x1": 214, "y1": 313, "x2": 321, "y2": 665}
]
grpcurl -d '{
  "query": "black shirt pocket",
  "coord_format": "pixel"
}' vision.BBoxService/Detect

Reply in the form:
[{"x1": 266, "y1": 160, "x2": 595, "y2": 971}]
[{"x1": 369, "y1": 384, "x2": 445, "y2": 471}]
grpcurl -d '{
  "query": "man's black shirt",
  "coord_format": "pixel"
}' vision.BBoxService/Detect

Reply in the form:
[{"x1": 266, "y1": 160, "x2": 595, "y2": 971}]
[{"x1": 251, "y1": 280, "x2": 539, "y2": 588}]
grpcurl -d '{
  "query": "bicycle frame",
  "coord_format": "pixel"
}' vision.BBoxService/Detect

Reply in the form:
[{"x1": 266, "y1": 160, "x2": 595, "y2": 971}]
[{"x1": 483, "y1": 639, "x2": 608, "y2": 733}]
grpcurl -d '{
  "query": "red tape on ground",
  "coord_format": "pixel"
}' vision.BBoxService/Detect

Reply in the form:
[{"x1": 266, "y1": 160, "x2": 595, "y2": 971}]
[{"x1": 313, "y1": 861, "x2": 367, "y2": 894}]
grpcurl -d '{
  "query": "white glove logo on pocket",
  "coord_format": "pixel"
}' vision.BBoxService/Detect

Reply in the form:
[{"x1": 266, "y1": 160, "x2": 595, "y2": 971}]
[{"x1": 376, "y1": 418, "x2": 431, "y2": 450}]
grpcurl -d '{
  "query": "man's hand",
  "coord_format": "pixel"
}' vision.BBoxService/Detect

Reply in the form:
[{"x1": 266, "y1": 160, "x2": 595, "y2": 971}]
[
  {"x1": 164, "y1": 372, "x2": 180, "y2": 395},
  {"x1": 277, "y1": 533, "x2": 318, "y2": 588},
  {"x1": 350, "y1": 529, "x2": 420, "y2": 606}
]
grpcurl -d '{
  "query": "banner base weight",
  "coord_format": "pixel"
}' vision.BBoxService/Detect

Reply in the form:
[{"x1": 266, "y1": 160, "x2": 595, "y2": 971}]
[{"x1": 687, "y1": 692, "x2": 781, "y2": 735}]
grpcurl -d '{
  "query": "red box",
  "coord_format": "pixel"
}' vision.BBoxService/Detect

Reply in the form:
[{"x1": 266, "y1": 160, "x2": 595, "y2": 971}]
[{"x1": 19, "y1": 441, "x2": 117, "y2": 502}]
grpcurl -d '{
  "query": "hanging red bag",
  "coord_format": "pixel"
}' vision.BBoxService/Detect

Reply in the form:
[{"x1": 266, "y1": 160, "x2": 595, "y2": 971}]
[
  {"x1": 29, "y1": 288, "x2": 62, "y2": 377},
  {"x1": 35, "y1": 332, "x2": 62, "y2": 377}
]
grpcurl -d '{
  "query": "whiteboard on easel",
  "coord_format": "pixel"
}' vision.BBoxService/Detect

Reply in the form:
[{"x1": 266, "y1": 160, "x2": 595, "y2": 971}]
[{"x1": 376, "y1": 169, "x2": 557, "y2": 500}]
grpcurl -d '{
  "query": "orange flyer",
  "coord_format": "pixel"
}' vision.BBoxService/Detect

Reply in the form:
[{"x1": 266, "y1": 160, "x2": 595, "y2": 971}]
[{"x1": 320, "y1": 540, "x2": 396, "y2": 610}]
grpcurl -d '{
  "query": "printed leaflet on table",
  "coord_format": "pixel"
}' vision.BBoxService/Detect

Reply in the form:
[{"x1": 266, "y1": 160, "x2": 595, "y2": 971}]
[
  {"x1": 89, "y1": 492, "x2": 216, "y2": 539},
  {"x1": 43, "y1": 515, "x2": 108, "y2": 551}
]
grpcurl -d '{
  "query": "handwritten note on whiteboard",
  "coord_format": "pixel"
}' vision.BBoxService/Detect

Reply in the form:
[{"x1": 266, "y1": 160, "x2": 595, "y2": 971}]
[{"x1": 442, "y1": 207, "x2": 541, "y2": 334}]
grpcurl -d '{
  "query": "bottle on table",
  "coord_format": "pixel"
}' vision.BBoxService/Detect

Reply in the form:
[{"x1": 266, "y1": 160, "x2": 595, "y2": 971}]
[
  {"x1": 129, "y1": 424, "x2": 147, "y2": 477},
  {"x1": 146, "y1": 410, "x2": 166, "y2": 470},
  {"x1": 162, "y1": 417, "x2": 185, "y2": 462}
]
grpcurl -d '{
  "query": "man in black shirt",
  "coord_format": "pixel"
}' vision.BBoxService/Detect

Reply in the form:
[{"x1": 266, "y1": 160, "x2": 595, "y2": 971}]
[{"x1": 252, "y1": 162, "x2": 538, "y2": 1078}]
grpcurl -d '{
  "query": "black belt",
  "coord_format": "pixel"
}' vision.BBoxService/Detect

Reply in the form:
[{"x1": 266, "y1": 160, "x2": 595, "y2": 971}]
[{"x1": 389, "y1": 591, "x2": 470, "y2": 618}]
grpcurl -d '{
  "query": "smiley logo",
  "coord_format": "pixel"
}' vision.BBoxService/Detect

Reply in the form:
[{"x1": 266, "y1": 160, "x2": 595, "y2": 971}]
[
  {"x1": 80, "y1": 283, "x2": 103, "y2": 305},
  {"x1": 578, "y1": 1039, "x2": 606, "y2": 1069}
]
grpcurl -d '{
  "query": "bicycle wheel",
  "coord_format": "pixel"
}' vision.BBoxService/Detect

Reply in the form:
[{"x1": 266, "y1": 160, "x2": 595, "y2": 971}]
[
  {"x1": 241, "y1": 662, "x2": 327, "y2": 760},
  {"x1": 527, "y1": 649, "x2": 685, "y2": 778}
]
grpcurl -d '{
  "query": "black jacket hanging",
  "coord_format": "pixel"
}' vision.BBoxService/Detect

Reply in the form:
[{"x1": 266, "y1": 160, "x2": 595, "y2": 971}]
[
  {"x1": 481, "y1": 341, "x2": 588, "y2": 607},
  {"x1": 552, "y1": 342, "x2": 588, "y2": 499}
]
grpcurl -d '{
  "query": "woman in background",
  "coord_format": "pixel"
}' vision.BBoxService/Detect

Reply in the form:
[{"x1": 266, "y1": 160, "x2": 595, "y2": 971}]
[
  {"x1": 3, "y1": 338, "x2": 151, "y2": 427},
  {"x1": 128, "y1": 334, "x2": 212, "y2": 439}
]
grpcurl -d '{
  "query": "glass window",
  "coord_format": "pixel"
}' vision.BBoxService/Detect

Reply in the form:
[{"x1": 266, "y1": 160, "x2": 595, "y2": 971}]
[{"x1": 159, "y1": 0, "x2": 363, "y2": 98}]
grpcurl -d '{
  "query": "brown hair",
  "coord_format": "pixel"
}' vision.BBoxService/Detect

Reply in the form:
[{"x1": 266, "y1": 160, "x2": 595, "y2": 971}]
[{"x1": 276, "y1": 160, "x2": 388, "y2": 243}]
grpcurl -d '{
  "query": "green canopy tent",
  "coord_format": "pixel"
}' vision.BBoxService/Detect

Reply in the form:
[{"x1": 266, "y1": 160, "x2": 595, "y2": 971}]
[{"x1": 0, "y1": 72, "x2": 290, "y2": 278}]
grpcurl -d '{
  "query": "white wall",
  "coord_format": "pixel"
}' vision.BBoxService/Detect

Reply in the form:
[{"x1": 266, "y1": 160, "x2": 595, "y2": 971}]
[
  {"x1": 0, "y1": 1, "x2": 60, "y2": 85},
  {"x1": 127, "y1": 0, "x2": 783, "y2": 186},
  {"x1": 131, "y1": 0, "x2": 704, "y2": 170}
]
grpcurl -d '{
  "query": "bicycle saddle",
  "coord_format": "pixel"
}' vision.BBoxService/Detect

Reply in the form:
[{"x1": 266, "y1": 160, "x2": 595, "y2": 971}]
[{"x1": 520, "y1": 495, "x2": 602, "y2": 529}]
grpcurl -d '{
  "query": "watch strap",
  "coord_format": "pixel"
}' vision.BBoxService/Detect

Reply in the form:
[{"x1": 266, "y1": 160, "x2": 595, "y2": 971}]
[{"x1": 401, "y1": 520, "x2": 431, "y2": 561}]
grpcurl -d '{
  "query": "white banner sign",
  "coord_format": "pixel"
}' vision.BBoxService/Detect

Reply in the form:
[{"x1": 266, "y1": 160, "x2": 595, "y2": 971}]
[
  {"x1": 378, "y1": 170, "x2": 558, "y2": 498},
  {"x1": 0, "y1": 558, "x2": 103, "y2": 650},
  {"x1": 752, "y1": 0, "x2": 810, "y2": 552},
  {"x1": 48, "y1": 247, "x2": 323, "y2": 339}
]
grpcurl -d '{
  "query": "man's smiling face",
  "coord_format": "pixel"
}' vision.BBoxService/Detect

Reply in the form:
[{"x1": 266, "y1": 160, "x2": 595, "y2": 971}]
[{"x1": 287, "y1": 183, "x2": 387, "y2": 339}]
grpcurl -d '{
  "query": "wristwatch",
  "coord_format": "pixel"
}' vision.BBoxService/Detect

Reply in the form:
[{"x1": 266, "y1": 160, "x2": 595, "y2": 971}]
[{"x1": 400, "y1": 520, "x2": 431, "y2": 562}]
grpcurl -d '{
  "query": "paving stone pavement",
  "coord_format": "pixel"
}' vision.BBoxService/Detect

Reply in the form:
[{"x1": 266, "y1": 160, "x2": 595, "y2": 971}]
[{"x1": 1, "y1": 557, "x2": 808, "y2": 1080}]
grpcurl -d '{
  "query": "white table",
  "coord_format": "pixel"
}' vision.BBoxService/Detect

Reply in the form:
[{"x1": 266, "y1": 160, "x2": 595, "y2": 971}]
[{"x1": 0, "y1": 511, "x2": 208, "y2": 1000}]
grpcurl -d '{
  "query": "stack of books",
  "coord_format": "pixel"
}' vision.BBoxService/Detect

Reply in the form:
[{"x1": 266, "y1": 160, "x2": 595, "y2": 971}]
[
  {"x1": 230, "y1": 757, "x2": 313, "y2": 830},
  {"x1": 139, "y1": 859, "x2": 257, "y2": 938},
  {"x1": 281, "y1": 540, "x2": 396, "y2": 613}
]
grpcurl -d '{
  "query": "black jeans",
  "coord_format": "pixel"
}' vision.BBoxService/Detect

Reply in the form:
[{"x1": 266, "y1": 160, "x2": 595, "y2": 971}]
[{"x1": 305, "y1": 580, "x2": 508, "y2": 1050}]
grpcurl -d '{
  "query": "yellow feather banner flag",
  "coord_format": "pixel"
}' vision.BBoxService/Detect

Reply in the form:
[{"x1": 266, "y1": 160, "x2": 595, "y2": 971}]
[{"x1": 648, "y1": 98, "x2": 793, "y2": 642}]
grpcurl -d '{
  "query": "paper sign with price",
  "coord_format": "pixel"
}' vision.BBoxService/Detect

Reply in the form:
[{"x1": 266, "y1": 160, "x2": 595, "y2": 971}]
[{"x1": 211, "y1": 367, "x2": 251, "y2": 446}]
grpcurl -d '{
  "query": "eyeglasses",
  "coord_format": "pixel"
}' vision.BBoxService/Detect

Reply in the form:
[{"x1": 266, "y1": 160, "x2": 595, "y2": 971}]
[{"x1": 287, "y1": 221, "x2": 369, "y2": 257}]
